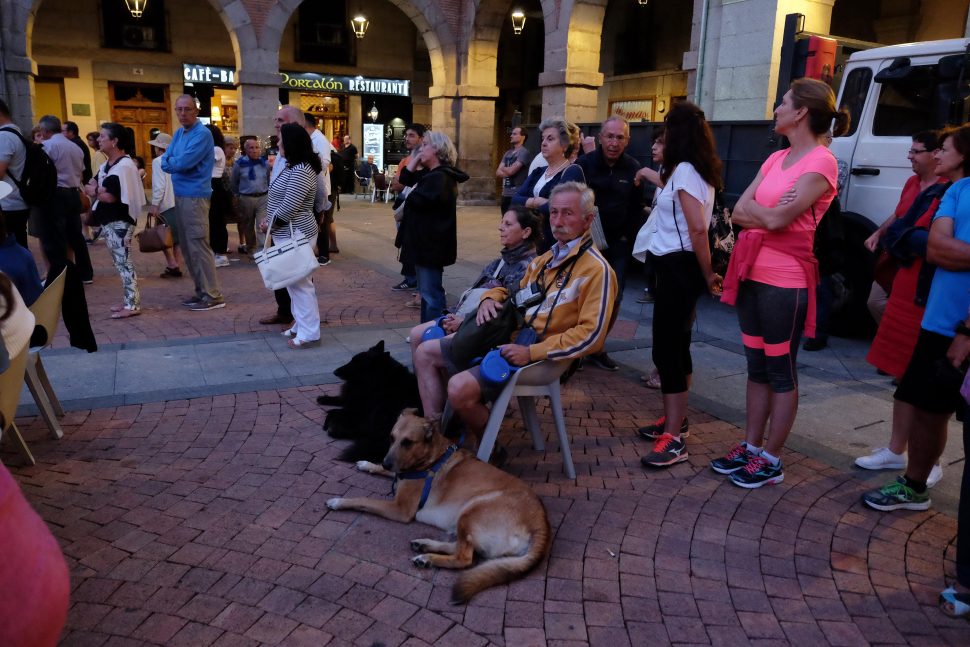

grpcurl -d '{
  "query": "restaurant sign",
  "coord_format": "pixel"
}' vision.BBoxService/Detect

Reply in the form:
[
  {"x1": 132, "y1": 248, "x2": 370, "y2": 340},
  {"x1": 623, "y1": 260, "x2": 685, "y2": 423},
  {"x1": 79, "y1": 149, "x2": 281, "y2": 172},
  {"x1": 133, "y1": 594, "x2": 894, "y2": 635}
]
[
  {"x1": 183, "y1": 64, "x2": 409, "y2": 97},
  {"x1": 280, "y1": 73, "x2": 409, "y2": 97}
]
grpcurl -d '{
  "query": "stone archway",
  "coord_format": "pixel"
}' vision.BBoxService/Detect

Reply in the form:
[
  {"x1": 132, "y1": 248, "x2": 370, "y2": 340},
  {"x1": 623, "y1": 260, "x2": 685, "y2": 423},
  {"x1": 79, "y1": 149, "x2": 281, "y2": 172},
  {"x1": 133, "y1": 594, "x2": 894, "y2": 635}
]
[{"x1": 0, "y1": 0, "x2": 253, "y2": 129}]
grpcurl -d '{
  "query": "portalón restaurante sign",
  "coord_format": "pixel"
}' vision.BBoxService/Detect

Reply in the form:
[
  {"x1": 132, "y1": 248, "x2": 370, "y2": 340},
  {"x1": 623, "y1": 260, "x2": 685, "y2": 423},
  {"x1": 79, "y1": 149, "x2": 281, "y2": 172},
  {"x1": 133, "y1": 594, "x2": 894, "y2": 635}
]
[{"x1": 183, "y1": 64, "x2": 410, "y2": 98}]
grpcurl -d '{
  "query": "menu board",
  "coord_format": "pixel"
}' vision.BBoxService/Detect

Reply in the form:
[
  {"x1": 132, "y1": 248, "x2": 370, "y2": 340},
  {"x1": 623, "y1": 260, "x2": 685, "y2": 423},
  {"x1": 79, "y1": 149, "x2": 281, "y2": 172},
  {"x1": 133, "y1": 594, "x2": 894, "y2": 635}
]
[{"x1": 363, "y1": 123, "x2": 384, "y2": 171}]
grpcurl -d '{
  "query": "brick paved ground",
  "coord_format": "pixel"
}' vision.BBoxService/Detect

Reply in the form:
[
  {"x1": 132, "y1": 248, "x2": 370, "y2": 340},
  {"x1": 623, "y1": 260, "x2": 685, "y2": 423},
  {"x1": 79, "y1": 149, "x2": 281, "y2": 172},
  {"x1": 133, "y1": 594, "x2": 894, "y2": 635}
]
[
  {"x1": 9, "y1": 373, "x2": 966, "y2": 646},
  {"x1": 8, "y1": 201, "x2": 966, "y2": 645}
]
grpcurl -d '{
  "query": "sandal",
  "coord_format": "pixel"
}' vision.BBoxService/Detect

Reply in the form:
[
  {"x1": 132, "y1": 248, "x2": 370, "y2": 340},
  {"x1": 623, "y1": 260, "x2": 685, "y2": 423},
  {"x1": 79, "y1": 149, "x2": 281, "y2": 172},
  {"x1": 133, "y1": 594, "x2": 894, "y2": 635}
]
[
  {"x1": 111, "y1": 309, "x2": 142, "y2": 319},
  {"x1": 939, "y1": 587, "x2": 970, "y2": 618},
  {"x1": 288, "y1": 338, "x2": 321, "y2": 349},
  {"x1": 281, "y1": 327, "x2": 297, "y2": 339},
  {"x1": 641, "y1": 373, "x2": 661, "y2": 389}
]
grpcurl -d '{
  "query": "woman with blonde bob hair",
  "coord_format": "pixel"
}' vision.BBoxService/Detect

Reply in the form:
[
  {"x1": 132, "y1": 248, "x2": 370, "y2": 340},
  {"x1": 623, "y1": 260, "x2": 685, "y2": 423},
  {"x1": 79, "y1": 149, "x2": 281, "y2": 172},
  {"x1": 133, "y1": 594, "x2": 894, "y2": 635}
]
[
  {"x1": 512, "y1": 117, "x2": 585, "y2": 252},
  {"x1": 714, "y1": 78, "x2": 850, "y2": 488}
]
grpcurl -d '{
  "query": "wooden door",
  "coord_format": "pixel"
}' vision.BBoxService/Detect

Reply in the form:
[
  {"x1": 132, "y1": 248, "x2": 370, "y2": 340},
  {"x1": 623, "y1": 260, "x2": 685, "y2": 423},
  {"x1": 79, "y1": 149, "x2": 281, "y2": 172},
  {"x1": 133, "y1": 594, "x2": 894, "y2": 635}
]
[{"x1": 109, "y1": 83, "x2": 170, "y2": 188}]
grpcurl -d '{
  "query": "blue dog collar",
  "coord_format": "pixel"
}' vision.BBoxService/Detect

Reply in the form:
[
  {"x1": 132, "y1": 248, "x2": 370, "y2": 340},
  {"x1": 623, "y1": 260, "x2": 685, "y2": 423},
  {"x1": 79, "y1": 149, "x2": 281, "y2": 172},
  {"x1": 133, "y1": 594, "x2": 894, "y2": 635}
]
[{"x1": 391, "y1": 433, "x2": 464, "y2": 510}]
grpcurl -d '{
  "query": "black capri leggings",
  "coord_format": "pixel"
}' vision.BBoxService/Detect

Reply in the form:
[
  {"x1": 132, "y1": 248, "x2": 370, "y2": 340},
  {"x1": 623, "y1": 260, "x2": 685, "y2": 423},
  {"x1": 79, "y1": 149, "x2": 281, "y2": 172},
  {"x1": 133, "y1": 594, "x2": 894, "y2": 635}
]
[
  {"x1": 650, "y1": 251, "x2": 706, "y2": 394},
  {"x1": 736, "y1": 280, "x2": 808, "y2": 393}
]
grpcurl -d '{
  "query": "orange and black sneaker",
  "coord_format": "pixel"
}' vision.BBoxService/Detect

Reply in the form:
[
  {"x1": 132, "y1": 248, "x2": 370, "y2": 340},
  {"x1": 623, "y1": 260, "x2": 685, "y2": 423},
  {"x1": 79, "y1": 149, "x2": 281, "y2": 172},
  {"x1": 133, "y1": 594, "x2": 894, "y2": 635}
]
[
  {"x1": 640, "y1": 433, "x2": 688, "y2": 468},
  {"x1": 637, "y1": 416, "x2": 689, "y2": 441}
]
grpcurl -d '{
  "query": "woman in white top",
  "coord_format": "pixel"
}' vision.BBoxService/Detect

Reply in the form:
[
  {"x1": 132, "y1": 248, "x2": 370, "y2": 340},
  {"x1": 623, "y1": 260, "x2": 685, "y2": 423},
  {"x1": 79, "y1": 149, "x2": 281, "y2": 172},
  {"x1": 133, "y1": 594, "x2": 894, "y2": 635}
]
[
  {"x1": 206, "y1": 124, "x2": 231, "y2": 266},
  {"x1": 632, "y1": 102, "x2": 723, "y2": 469},
  {"x1": 147, "y1": 133, "x2": 183, "y2": 279},
  {"x1": 86, "y1": 122, "x2": 147, "y2": 318}
]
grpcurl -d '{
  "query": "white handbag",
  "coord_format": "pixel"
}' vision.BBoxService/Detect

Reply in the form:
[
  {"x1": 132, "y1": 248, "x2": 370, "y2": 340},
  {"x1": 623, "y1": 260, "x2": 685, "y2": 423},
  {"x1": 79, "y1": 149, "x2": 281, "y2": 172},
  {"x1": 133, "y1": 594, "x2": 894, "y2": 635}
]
[
  {"x1": 253, "y1": 218, "x2": 318, "y2": 290},
  {"x1": 454, "y1": 260, "x2": 505, "y2": 317}
]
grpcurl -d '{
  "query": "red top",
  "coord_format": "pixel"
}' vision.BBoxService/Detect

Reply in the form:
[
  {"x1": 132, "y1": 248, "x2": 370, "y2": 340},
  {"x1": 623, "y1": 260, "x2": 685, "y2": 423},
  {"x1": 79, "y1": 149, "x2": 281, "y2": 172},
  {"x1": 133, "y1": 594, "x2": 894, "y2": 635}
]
[{"x1": 894, "y1": 174, "x2": 922, "y2": 217}]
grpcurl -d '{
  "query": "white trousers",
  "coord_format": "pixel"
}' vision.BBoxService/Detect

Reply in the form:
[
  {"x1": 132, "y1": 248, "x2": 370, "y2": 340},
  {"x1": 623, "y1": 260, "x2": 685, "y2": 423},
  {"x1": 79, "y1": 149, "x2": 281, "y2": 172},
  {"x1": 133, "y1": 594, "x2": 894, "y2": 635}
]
[{"x1": 286, "y1": 274, "x2": 321, "y2": 342}]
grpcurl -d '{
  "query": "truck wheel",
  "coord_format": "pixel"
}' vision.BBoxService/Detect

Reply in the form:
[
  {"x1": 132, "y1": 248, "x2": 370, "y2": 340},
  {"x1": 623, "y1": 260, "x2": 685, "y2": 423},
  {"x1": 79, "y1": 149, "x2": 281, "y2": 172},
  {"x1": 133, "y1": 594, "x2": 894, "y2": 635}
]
[{"x1": 829, "y1": 218, "x2": 878, "y2": 338}]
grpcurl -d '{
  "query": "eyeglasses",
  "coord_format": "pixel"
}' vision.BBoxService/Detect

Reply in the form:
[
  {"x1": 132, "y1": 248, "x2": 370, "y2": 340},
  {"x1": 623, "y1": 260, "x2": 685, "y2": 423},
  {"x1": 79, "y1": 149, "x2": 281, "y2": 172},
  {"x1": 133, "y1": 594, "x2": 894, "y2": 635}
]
[{"x1": 908, "y1": 148, "x2": 930, "y2": 155}]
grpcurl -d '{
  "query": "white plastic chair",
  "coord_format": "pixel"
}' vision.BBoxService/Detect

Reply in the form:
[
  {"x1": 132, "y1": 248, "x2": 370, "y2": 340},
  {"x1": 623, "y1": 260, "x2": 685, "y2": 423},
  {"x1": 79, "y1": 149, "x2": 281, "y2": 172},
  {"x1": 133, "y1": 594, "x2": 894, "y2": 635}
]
[
  {"x1": 25, "y1": 269, "x2": 66, "y2": 440},
  {"x1": 446, "y1": 359, "x2": 574, "y2": 479},
  {"x1": 1, "y1": 345, "x2": 35, "y2": 464}
]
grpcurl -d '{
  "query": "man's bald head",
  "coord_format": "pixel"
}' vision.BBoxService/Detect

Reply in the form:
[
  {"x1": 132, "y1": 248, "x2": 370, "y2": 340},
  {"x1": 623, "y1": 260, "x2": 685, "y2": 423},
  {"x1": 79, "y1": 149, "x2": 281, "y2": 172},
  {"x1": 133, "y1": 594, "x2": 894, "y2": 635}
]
[{"x1": 274, "y1": 106, "x2": 305, "y2": 134}]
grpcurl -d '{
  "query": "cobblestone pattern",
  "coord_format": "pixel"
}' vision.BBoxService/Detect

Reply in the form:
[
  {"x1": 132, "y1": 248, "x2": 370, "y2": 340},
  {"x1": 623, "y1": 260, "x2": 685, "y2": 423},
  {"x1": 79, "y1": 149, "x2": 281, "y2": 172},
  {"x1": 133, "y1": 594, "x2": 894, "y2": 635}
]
[
  {"x1": 43, "y1": 239, "x2": 418, "y2": 350},
  {"x1": 8, "y1": 372, "x2": 964, "y2": 646}
]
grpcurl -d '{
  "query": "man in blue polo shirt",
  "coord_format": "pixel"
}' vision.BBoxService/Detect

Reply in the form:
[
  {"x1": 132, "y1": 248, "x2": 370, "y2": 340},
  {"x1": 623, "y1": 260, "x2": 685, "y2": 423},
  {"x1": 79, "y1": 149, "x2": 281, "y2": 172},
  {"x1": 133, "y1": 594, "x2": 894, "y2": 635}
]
[{"x1": 161, "y1": 94, "x2": 224, "y2": 311}]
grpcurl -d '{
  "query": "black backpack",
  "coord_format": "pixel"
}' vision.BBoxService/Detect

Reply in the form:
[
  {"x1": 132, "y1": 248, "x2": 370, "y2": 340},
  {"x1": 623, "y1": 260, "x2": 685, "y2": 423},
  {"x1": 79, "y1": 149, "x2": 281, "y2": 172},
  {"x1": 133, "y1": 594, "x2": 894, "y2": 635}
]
[{"x1": 0, "y1": 126, "x2": 58, "y2": 206}]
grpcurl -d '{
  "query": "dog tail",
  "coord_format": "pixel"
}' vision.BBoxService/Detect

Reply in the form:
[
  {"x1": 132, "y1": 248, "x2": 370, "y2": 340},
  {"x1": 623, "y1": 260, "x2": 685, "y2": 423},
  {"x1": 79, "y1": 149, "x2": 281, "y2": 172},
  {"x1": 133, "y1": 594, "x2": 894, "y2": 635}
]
[{"x1": 450, "y1": 517, "x2": 552, "y2": 604}]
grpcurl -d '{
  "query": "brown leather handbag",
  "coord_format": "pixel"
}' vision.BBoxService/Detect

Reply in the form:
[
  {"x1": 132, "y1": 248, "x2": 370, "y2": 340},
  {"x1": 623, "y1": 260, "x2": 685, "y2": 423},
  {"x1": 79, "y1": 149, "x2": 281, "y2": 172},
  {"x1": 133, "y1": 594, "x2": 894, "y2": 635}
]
[{"x1": 136, "y1": 212, "x2": 173, "y2": 253}]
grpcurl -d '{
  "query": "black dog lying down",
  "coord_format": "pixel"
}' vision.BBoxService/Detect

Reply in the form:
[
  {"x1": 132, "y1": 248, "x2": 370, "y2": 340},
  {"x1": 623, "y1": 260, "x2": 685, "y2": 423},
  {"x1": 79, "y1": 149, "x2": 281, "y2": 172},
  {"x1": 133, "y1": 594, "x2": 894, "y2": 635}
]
[{"x1": 317, "y1": 340, "x2": 422, "y2": 462}]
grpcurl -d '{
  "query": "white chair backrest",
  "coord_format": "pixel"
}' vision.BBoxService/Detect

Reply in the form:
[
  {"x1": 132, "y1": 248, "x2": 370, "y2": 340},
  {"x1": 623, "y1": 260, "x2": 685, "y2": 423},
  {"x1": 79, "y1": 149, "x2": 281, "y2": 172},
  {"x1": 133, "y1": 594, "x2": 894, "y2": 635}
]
[
  {"x1": 0, "y1": 344, "x2": 29, "y2": 432},
  {"x1": 28, "y1": 269, "x2": 66, "y2": 350}
]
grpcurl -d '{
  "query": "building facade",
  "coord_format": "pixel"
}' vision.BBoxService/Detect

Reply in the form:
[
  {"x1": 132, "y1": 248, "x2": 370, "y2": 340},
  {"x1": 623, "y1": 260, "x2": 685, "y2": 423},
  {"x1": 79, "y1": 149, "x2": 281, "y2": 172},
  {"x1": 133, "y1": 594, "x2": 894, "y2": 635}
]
[{"x1": 2, "y1": 0, "x2": 968, "y2": 201}]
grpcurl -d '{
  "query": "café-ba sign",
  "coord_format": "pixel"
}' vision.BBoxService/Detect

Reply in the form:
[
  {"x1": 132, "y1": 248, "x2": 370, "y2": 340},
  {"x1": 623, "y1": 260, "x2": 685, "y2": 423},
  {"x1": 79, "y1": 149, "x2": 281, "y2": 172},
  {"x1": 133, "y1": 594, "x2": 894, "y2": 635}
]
[{"x1": 183, "y1": 64, "x2": 410, "y2": 98}]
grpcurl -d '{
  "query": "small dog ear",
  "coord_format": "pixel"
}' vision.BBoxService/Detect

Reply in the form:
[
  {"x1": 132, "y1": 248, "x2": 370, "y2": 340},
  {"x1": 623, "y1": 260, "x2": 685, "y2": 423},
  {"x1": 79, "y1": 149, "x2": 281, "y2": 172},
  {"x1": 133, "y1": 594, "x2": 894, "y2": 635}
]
[
  {"x1": 424, "y1": 414, "x2": 440, "y2": 440},
  {"x1": 401, "y1": 407, "x2": 418, "y2": 417}
]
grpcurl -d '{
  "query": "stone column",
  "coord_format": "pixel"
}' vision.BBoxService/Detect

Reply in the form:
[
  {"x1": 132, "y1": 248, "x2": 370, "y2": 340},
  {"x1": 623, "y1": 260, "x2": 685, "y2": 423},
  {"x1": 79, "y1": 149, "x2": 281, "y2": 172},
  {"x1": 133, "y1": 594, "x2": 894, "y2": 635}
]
[
  {"x1": 1, "y1": 0, "x2": 36, "y2": 131},
  {"x1": 2, "y1": 54, "x2": 37, "y2": 131},
  {"x1": 237, "y1": 68, "x2": 280, "y2": 139},
  {"x1": 538, "y1": 0, "x2": 606, "y2": 122},
  {"x1": 538, "y1": 70, "x2": 604, "y2": 123},
  {"x1": 430, "y1": 84, "x2": 499, "y2": 204}
]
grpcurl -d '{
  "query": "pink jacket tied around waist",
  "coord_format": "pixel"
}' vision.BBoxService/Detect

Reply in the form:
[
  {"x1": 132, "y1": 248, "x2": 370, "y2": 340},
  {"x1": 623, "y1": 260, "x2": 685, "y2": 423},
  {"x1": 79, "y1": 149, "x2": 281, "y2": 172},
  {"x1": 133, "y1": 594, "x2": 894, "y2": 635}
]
[{"x1": 721, "y1": 229, "x2": 820, "y2": 338}]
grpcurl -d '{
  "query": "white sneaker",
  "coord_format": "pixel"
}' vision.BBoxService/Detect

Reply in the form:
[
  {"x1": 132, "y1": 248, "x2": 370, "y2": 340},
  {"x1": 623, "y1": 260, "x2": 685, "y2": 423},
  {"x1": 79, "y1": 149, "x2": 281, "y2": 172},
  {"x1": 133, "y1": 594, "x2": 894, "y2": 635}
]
[
  {"x1": 855, "y1": 447, "x2": 906, "y2": 470},
  {"x1": 927, "y1": 463, "x2": 943, "y2": 489},
  {"x1": 214, "y1": 255, "x2": 230, "y2": 267}
]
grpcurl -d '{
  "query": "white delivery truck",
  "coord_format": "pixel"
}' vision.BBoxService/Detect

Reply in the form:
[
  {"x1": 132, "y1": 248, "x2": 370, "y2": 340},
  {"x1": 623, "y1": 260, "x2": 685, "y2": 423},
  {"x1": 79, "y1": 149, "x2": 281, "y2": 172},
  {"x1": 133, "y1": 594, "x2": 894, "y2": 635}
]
[{"x1": 829, "y1": 38, "x2": 970, "y2": 329}]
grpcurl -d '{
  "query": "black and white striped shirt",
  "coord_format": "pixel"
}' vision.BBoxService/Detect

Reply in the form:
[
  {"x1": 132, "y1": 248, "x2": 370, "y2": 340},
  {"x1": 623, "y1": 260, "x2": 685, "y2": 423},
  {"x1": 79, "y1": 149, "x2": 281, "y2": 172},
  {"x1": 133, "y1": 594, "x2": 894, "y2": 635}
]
[{"x1": 268, "y1": 162, "x2": 318, "y2": 241}]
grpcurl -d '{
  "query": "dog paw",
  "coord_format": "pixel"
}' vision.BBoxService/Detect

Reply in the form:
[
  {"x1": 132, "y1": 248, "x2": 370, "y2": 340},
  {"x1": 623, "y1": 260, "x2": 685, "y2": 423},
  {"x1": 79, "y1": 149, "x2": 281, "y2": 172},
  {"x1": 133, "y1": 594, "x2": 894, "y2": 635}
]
[
  {"x1": 410, "y1": 539, "x2": 430, "y2": 553},
  {"x1": 326, "y1": 498, "x2": 343, "y2": 510},
  {"x1": 357, "y1": 460, "x2": 377, "y2": 473},
  {"x1": 412, "y1": 555, "x2": 432, "y2": 569}
]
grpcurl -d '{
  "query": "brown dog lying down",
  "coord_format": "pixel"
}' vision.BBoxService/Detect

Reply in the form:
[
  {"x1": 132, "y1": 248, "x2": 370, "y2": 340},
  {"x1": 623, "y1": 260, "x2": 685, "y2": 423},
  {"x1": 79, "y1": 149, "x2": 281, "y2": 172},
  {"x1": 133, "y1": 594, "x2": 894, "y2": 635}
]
[{"x1": 327, "y1": 409, "x2": 551, "y2": 604}]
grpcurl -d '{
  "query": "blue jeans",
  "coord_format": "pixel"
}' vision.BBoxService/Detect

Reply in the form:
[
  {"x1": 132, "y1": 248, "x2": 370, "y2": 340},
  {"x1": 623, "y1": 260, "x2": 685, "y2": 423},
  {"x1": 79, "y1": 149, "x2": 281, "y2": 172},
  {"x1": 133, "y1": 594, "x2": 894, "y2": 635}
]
[{"x1": 415, "y1": 264, "x2": 446, "y2": 323}]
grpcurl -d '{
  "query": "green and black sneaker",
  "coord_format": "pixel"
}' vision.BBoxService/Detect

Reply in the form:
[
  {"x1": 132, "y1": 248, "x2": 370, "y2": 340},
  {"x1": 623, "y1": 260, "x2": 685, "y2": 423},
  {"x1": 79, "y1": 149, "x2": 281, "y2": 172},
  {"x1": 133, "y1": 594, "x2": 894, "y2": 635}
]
[{"x1": 862, "y1": 476, "x2": 931, "y2": 512}]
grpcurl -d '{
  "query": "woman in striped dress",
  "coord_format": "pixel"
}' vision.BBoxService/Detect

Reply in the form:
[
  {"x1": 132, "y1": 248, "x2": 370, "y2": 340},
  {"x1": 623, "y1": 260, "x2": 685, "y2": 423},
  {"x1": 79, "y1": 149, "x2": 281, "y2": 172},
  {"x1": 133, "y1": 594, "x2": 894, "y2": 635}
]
[{"x1": 267, "y1": 123, "x2": 321, "y2": 348}]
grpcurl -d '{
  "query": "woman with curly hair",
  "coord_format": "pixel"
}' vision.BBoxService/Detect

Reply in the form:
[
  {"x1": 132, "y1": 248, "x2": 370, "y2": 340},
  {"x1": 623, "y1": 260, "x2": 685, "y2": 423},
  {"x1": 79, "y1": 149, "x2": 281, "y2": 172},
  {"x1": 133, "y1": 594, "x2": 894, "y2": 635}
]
[{"x1": 634, "y1": 101, "x2": 724, "y2": 469}]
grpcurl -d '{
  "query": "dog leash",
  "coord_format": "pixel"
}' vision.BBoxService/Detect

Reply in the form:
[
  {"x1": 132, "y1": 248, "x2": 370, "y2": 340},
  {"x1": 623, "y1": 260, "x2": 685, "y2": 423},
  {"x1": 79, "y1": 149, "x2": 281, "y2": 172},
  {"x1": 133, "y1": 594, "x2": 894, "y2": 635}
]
[{"x1": 392, "y1": 434, "x2": 464, "y2": 511}]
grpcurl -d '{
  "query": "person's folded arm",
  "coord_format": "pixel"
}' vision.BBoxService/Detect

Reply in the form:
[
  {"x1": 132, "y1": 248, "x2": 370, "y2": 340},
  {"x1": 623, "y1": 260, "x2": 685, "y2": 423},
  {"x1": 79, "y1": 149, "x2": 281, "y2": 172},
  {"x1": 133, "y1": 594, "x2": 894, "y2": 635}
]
[
  {"x1": 733, "y1": 173, "x2": 830, "y2": 231},
  {"x1": 742, "y1": 172, "x2": 830, "y2": 231},
  {"x1": 927, "y1": 217, "x2": 970, "y2": 270},
  {"x1": 164, "y1": 131, "x2": 212, "y2": 174},
  {"x1": 511, "y1": 170, "x2": 539, "y2": 208}
]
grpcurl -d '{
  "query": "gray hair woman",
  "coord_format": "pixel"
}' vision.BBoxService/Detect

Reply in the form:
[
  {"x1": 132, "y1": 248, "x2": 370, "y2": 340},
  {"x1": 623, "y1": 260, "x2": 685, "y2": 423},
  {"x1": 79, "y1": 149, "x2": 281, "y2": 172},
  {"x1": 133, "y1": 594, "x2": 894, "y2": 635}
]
[
  {"x1": 398, "y1": 130, "x2": 469, "y2": 322},
  {"x1": 421, "y1": 130, "x2": 457, "y2": 167}
]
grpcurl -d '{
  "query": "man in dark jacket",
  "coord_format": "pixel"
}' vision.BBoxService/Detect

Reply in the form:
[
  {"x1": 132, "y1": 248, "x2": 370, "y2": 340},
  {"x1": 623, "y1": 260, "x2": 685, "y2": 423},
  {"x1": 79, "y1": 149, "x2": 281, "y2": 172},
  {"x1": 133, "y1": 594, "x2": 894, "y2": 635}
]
[
  {"x1": 576, "y1": 115, "x2": 642, "y2": 371},
  {"x1": 398, "y1": 130, "x2": 468, "y2": 323}
]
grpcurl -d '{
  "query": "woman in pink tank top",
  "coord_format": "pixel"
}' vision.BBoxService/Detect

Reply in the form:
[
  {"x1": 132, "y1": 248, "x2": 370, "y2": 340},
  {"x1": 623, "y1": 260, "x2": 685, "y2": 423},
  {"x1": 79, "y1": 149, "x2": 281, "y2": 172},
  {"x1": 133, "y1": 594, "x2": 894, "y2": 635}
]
[{"x1": 715, "y1": 79, "x2": 849, "y2": 489}]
